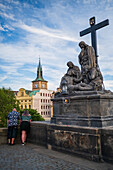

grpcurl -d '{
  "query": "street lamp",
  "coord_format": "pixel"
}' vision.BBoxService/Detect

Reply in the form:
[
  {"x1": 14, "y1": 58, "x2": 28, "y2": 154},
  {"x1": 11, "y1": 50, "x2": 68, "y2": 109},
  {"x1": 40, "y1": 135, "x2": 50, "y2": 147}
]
[{"x1": 61, "y1": 79, "x2": 68, "y2": 94}]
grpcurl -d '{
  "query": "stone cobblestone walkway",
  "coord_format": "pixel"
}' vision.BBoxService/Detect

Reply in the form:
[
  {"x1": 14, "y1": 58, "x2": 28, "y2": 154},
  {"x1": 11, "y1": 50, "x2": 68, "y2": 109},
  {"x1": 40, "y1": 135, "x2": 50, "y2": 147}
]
[{"x1": 0, "y1": 144, "x2": 113, "y2": 170}]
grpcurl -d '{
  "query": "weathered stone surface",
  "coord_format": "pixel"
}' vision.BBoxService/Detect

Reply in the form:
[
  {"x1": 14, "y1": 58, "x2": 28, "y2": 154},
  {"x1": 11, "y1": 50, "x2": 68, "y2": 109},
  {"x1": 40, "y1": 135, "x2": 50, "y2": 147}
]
[
  {"x1": 101, "y1": 127, "x2": 113, "y2": 163},
  {"x1": 0, "y1": 127, "x2": 21, "y2": 144},
  {"x1": 47, "y1": 124, "x2": 102, "y2": 162},
  {"x1": 51, "y1": 92, "x2": 113, "y2": 127},
  {"x1": 0, "y1": 128, "x2": 7, "y2": 144},
  {"x1": 28, "y1": 122, "x2": 47, "y2": 146}
]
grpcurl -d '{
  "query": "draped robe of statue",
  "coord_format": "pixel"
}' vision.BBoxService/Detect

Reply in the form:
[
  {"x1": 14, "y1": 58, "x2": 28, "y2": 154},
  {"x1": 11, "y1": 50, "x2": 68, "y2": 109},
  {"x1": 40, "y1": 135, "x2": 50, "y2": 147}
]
[
  {"x1": 78, "y1": 41, "x2": 97, "y2": 84},
  {"x1": 60, "y1": 42, "x2": 103, "y2": 92}
]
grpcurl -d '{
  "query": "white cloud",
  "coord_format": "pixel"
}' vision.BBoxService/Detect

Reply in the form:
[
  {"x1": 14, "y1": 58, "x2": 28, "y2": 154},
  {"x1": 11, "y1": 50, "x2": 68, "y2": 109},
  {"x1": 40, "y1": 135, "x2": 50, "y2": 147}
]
[
  {"x1": 0, "y1": 75, "x2": 8, "y2": 82},
  {"x1": 0, "y1": 3, "x2": 11, "y2": 10},
  {"x1": 0, "y1": 11, "x2": 15, "y2": 20},
  {"x1": 0, "y1": 25, "x2": 5, "y2": 31},
  {"x1": 19, "y1": 23, "x2": 79, "y2": 42},
  {"x1": 0, "y1": 64, "x2": 23, "y2": 76},
  {"x1": 4, "y1": 24, "x2": 15, "y2": 31},
  {"x1": 1, "y1": 79, "x2": 32, "y2": 91},
  {"x1": 104, "y1": 80, "x2": 113, "y2": 91},
  {"x1": 83, "y1": 0, "x2": 92, "y2": 4}
]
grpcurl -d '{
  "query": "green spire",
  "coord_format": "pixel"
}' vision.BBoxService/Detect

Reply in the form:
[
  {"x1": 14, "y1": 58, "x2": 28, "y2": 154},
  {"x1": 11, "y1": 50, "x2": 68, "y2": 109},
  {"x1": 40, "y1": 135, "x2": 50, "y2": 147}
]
[
  {"x1": 32, "y1": 58, "x2": 46, "y2": 82},
  {"x1": 37, "y1": 58, "x2": 43, "y2": 80}
]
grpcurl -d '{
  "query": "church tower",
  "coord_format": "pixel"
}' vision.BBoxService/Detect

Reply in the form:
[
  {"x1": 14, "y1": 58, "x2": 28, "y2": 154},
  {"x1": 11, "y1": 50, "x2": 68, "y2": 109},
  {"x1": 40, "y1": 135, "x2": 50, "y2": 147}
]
[{"x1": 32, "y1": 59, "x2": 48, "y2": 91}]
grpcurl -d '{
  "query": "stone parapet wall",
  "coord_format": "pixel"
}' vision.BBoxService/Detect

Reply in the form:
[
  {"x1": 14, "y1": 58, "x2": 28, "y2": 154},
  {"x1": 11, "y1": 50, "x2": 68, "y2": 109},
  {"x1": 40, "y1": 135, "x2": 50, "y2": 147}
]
[
  {"x1": 28, "y1": 121, "x2": 48, "y2": 146},
  {"x1": 47, "y1": 124, "x2": 102, "y2": 162},
  {"x1": 0, "y1": 128, "x2": 7, "y2": 144},
  {"x1": 29, "y1": 122, "x2": 113, "y2": 163},
  {"x1": 0, "y1": 122, "x2": 113, "y2": 164},
  {"x1": 0, "y1": 127, "x2": 21, "y2": 144},
  {"x1": 101, "y1": 128, "x2": 113, "y2": 163}
]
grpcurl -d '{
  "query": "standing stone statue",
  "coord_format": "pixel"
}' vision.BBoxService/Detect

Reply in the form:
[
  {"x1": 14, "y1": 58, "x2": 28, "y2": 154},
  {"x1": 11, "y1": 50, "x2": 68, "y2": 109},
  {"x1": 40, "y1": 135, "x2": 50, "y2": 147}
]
[
  {"x1": 60, "y1": 41, "x2": 103, "y2": 92},
  {"x1": 78, "y1": 41, "x2": 103, "y2": 90},
  {"x1": 78, "y1": 41, "x2": 97, "y2": 84}
]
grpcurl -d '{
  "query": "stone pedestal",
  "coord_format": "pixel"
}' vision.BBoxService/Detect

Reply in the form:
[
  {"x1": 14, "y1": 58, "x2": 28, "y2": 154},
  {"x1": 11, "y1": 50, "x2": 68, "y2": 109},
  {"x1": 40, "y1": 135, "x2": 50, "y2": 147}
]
[{"x1": 51, "y1": 91, "x2": 113, "y2": 127}]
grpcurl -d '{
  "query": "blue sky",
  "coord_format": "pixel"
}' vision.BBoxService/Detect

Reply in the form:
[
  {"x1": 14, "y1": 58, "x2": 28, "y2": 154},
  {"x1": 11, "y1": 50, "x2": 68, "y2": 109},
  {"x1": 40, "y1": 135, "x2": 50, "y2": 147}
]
[{"x1": 0, "y1": 0, "x2": 113, "y2": 91}]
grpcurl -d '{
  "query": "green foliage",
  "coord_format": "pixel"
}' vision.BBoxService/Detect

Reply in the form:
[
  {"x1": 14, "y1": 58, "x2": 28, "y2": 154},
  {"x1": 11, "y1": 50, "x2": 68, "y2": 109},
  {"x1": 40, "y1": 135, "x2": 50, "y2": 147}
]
[
  {"x1": 20, "y1": 109, "x2": 45, "y2": 121},
  {"x1": 0, "y1": 87, "x2": 20, "y2": 127},
  {"x1": 0, "y1": 87, "x2": 45, "y2": 127}
]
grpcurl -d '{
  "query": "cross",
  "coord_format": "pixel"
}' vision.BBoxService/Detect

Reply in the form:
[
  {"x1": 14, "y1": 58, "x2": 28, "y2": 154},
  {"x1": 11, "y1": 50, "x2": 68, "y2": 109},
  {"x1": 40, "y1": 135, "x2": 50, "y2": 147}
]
[{"x1": 80, "y1": 17, "x2": 109, "y2": 65}]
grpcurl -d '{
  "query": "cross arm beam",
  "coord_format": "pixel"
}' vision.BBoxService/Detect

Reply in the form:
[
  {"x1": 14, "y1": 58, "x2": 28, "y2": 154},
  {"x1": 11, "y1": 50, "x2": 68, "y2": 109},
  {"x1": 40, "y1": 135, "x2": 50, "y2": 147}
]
[
  {"x1": 95, "y1": 19, "x2": 109, "y2": 31},
  {"x1": 80, "y1": 27, "x2": 91, "y2": 37}
]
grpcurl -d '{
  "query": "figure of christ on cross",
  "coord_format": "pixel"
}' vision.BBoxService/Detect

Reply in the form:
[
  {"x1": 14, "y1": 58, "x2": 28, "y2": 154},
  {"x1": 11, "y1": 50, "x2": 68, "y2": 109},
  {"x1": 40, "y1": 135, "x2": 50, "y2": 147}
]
[{"x1": 80, "y1": 17, "x2": 109, "y2": 66}]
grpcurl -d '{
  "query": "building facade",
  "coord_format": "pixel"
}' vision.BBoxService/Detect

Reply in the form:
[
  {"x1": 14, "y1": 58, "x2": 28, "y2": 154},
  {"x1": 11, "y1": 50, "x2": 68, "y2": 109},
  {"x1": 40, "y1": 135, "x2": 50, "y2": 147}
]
[
  {"x1": 16, "y1": 88, "x2": 32, "y2": 110},
  {"x1": 16, "y1": 59, "x2": 53, "y2": 120},
  {"x1": 32, "y1": 89, "x2": 53, "y2": 120}
]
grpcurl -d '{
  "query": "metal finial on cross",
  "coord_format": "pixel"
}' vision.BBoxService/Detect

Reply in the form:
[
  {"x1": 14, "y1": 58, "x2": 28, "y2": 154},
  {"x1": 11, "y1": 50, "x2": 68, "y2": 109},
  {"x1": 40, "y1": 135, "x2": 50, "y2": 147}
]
[{"x1": 80, "y1": 17, "x2": 109, "y2": 65}]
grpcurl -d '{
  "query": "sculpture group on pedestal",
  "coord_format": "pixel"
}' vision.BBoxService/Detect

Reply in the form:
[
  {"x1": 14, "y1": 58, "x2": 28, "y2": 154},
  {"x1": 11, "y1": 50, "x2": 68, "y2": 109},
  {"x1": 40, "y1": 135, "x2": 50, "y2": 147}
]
[{"x1": 60, "y1": 41, "x2": 103, "y2": 93}]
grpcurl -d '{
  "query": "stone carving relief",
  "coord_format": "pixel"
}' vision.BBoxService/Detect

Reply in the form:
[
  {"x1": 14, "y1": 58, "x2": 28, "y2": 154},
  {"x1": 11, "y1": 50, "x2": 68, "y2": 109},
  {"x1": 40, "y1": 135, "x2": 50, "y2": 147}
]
[{"x1": 60, "y1": 41, "x2": 103, "y2": 92}]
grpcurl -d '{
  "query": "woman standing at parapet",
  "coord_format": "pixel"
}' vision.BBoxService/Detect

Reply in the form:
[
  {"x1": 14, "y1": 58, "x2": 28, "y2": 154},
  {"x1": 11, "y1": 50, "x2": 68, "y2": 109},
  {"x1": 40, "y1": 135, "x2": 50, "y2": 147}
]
[{"x1": 20, "y1": 110, "x2": 31, "y2": 145}]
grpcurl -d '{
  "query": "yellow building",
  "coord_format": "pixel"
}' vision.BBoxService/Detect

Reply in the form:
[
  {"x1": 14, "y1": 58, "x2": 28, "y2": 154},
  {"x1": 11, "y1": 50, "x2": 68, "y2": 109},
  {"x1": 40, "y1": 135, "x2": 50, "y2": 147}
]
[{"x1": 16, "y1": 88, "x2": 33, "y2": 110}]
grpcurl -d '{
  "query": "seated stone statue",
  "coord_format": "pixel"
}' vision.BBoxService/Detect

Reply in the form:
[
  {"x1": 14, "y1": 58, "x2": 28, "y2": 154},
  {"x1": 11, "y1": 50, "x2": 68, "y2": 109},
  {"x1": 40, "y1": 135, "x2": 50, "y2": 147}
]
[
  {"x1": 60, "y1": 61, "x2": 82, "y2": 90},
  {"x1": 68, "y1": 67, "x2": 103, "y2": 91}
]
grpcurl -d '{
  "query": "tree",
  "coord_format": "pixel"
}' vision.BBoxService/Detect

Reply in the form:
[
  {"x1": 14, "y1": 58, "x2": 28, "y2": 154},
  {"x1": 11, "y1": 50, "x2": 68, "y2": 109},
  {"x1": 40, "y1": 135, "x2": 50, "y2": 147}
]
[
  {"x1": 20, "y1": 109, "x2": 45, "y2": 121},
  {"x1": 0, "y1": 87, "x2": 20, "y2": 127},
  {"x1": 0, "y1": 87, "x2": 45, "y2": 127}
]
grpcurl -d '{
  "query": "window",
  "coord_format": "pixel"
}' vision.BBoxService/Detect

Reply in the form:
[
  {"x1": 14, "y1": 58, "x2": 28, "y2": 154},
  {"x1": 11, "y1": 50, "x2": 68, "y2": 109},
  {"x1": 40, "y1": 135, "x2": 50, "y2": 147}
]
[
  {"x1": 35, "y1": 84, "x2": 37, "y2": 88},
  {"x1": 25, "y1": 105, "x2": 27, "y2": 109},
  {"x1": 21, "y1": 100, "x2": 23, "y2": 102},
  {"x1": 29, "y1": 105, "x2": 31, "y2": 109},
  {"x1": 21, "y1": 105, "x2": 23, "y2": 109},
  {"x1": 41, "y1": 99, "x2": 42, "y2": 102},
  {"x1": 21, "y1": 92, "x2": 24, "y2": 96},
  {"x1": 29, "y1": 100, "x2": 31, "y2": 102},
  {"x1": 40, "y1": 93, "x2": 42, "y2": 96},
  {"x1": 25, "y1": 100, "x2": 27, "y2": 102},
  {"x1": 42, "y1": 84, "x2": 45, "y2": 88}
]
